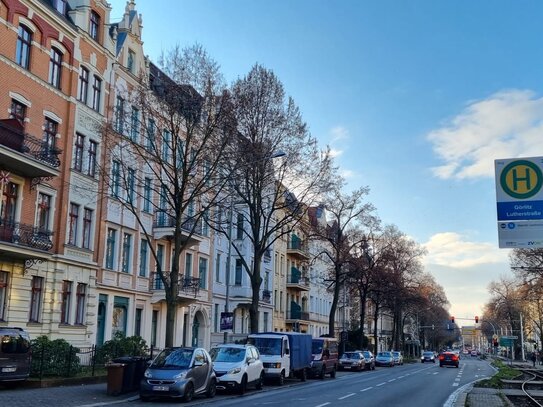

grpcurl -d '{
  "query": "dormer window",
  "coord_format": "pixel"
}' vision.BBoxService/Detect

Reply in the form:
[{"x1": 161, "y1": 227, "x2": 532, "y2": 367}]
[
  {"x1": 127, "y1": 49, "x2": 135, "y2": 74},
  {"x1": 55, "y1": 0, "x2": 67, "y2": 14},
  {"x1": 90, "y1": 11, "x2": 100, "y2": 42}
]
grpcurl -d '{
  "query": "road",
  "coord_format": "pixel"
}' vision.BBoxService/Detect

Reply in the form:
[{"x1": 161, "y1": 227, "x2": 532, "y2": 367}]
[{"x1": 121, "y1": 356, "x2": 496, "y2": 407}]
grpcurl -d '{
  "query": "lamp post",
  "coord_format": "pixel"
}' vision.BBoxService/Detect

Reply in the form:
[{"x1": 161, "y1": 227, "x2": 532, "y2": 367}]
[{"x1": 223, "y1": 150, "x2": 286, "y2": 344}]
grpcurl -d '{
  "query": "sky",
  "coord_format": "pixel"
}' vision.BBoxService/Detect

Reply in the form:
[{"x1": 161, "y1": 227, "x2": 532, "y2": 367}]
[{"x1": 108, "y1": 0, "x2": 543, "y2": 325}]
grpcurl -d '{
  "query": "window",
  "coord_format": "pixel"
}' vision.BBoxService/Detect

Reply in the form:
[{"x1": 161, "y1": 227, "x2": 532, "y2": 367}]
[
  {"x1": 42, "y1": 117, "x2": 58, "y2": 158},
  {"x1": 146, "y1": 119, "x2": 155, "y2": 151},
  {"x1": 37, "y1": 193, "x2": 51, "y2": 231},
  {"x1": 78, "y1": 67, "x2": 89, "y2": 103},
  {"x1": 135, "y1": 308, "x2": 142, "y2": 337},
  {"x1": 105, "y1": 228, "x2": 116, "y2": 269},
  {"x1": 235, "y1": 259, "x2": 242, "y2": 285},
  {"x1": 130, "y1": 107, "x2": 139, "y2": 140},
  {"x1": 185, "y1": 253, "x2": 193, "y2": 276},
  {"x1": 156, "y1": 244, "x2": 164, "y2": 271},
  {"x1": 74, "y1": 133, "x2": 84, "y2": 172},
  {"x1": 60, "y1": 280, "x2": 72, "y2": 324},
  {"x1": 139, "y1": 239, "x2": 148, "y2": 277},
  {"x1": 236, "y1": 213, "x2": 244, "y2": 239},
  {"x1": 0, "y1": 272, "x2": 9, "y2": 321},
  {"x1": 214, "y1": 304, "x2": 219, "y2": 332},
  {"x1": 1, "y1": 183, "x2": 18, "y2": 225},
  {"x1": 16, "y1": 25, "x2": 32, "y2": 69},
  {"x1": 29, "y1": 276, "x2": 43, "y2": 323},
  {"x1": 143, "y1": 177, "x2": 152, "y2": 212},
  {"x1": 55, "y1": 0, "x2": 67, "y2": 14},
  {"x1": 89, "y1": 11, "x2": 100, "y2": 42},
  {"x1": 162, "y1": 130, "x2": 170, "y2": 162},
  {"x1": 127, "y1": 49, "x2": 135, "y2": 73},
  {"x1": 48, "y1": 48, "x2": 62, "y2": 89},
  {"x1": 87, "y1": 140, "x2": 97, "y2": 177},
  {"x1": 215, "y1": 253, "x2": 221, "y2": 282},
  {"x1": 75, "y1": 283, "x2": 86, "y2": 324},
  {"x1": 115, "y1": 96, "x2": 125, "y2": 133},
  {"x1": 68, "y1": 203, "x2": 79, "y2": 245},
  {"x1": 10, "y1": 99, "x2": 26, "y2": 125},
  {"x1": 201, "y1": 210, "x2": 209, "y2": 236},
  {"x1": 111, "y1": 160, "x2": 120, "y2": 197},
  {"x1": 121, "y1": 233, "x2": 132, "y2": 273},
  {"x1": 127, "y1": 168, "x2": 135, "y2": 204},
  {"x1": 82, "y1": 208, "x2": 93, "y2": 249},
  {"x1": 263, "y1": 312, "x2": 269, "y2": 332},
  {"x1": 91, "y1": 76, "x2": 101, "y2": 111},
  {"x1": 199, "y1": 257, "x2": 208, "y2": 289}
]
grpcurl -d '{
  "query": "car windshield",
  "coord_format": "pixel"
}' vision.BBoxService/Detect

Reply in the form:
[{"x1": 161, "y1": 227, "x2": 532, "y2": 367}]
[
  {"x1": 423, "y1": 352, "x2": 434, "y2": 356},
  {"x1": 151, "y1": 348, "x2": 193, "y2": 369},
  {"x1": 342, "y1": 352, "x2": 360, "y2": 359},
  {"x1": 312, "y1": 340, "x2": 323, "y2": 354},
  {"x1": 362, "y1": 351, "x2": 371, "y2": 358},
  {"x1": 378, "y1": 352, "x2": 391, "y2": 357},
  {"x1": 209, "y1": 347, "x2": 245, "y2": 363},
  {"x1": 392, "y1": 352, "x2": 400, "y2": 356},
  {"x1": 249, "y1": 337, "x2": 282, "y2": 355}
]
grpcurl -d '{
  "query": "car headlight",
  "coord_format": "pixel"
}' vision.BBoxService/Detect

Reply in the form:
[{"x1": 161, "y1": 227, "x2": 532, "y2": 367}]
[
  {"x1": 173, "y1": 371, "x2": 187, "y2": 380},
  {"x1": 144, "y1": 370, "x2": 152, "y2": 378},
  {"x1": 228, "y1": 367, "x2": 242, "y2": 375}
]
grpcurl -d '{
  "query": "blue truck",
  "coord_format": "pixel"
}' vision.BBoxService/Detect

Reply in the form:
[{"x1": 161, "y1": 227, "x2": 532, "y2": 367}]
[{"x1": 248, "y1": 332, "x2": 312, "y2": 385}]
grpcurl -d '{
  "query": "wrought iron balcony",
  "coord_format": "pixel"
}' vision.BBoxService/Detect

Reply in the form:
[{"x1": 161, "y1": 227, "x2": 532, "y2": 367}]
[
  {"x1": 152, "y1": 212, "x2": 203, "y2": 244},
  {"x1": 149, "y1": 272, "x2": 200, "y2": 297},
  {"x1": 286, "y1": 308, "x2": 310, "y2": 321},
  {"x1": 0, "y1": 221, "x2": 53, "y2": 251}
]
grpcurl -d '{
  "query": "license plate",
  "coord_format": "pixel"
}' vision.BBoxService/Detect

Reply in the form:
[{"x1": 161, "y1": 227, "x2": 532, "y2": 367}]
[
  {"x1": 152, "y1": 385, "x2": 169, "y2": 391},
  {"x1": 2, "y1": 367, "x2": 16, "y2": 373},
  {"x1": 344, "y1": 366, "x2": 351, "y2": 369}
]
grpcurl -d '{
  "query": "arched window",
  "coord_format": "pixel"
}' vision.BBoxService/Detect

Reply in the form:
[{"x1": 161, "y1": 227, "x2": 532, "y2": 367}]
[
  {"x1": 48, "y1": 47, "x2": 63, "y2": 89},
  {"x1": 16, "y1": 25, "x2": 32, "y2": 69}
]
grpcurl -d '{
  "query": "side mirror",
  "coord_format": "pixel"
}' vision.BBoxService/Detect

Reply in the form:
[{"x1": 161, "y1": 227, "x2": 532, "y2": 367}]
[{"x1": 247, "y1": 357, "x2": 255, "y2": 365}]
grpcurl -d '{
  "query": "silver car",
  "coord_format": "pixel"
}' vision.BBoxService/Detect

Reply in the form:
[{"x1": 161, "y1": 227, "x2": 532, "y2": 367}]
[{"x1": 140, "y1": 347, "x2": 216, "y2": 402}]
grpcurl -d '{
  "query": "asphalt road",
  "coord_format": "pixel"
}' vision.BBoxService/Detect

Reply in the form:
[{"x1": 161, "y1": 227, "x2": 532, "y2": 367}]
[{"x1": 122, "y1": 356, "x2": 496, "y2": 407}]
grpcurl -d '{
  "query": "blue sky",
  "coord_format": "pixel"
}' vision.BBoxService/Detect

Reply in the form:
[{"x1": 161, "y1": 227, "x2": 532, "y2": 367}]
[{"x1": 109, "y1": 0, "x2": 543, "y2": 323}]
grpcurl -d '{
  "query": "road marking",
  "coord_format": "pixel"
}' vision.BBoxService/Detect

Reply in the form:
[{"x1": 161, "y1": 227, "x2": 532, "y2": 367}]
[
  {"x1": 316, "y1": 403, "x2": 331, "y2": 407},
  {"x1": 388, "y1": 379, "x2": 396, "y2": 382},
  {"x1": 452, "y1": 383, "x2": 459, "y2": 387},
  {"x1": 454, "y1": 378, "x2": 460, "y2": 382},
  {"x1": 398, "y1": 375, "x2": 405, "y2": 378},
  {"x1": 433, "y1": 372, "x2": 438, "y2": 375},
  {"x1": 338, "y1": 393, "x2": 356, "y2": 400},
  {"x1": 360, "y1": 387, "x2": 373, "y2": 392},
  {"x1": 376, "y1": 382, "x2": 386, "y2": 387}
]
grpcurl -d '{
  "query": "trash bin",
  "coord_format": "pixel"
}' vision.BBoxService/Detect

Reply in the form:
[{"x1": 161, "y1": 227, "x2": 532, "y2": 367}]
[
  {"x1": 113, "y1": 357, "x2": 138, "y2": 393},
  {"x1": 133, "y1": 357, "x2": 150, "y2": 390},
  {"x1": 106, "y1": 363, "x2": 125, "y2": 396}
]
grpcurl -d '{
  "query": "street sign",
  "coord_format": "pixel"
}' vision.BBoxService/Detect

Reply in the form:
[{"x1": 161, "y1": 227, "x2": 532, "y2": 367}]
[
  {"x1": 502, "y1": 335, "x2": 518, "y2": 340},
  {"x1": 499, "y1": 337, "x2": 514, "y2": 347},
  {"x1": 495, "y1": 157, "x2": 543, "y2": 248}
]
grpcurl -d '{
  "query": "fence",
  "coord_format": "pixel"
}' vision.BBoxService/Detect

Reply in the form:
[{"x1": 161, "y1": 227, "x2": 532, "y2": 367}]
[{"x1": 30, "y1": 343, "x2": 163, "y2": 380}]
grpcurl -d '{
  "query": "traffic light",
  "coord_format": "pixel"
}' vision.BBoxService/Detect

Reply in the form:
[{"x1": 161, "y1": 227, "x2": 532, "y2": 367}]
[
  {"x1": 475, "y1": 316, "x2": 479, "y2": 323},
  {"x1": 450, "y1": 316, "x2": 455, "y2": 324}
]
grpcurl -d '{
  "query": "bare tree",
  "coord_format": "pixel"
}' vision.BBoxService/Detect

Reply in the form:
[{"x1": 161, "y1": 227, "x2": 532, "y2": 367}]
[
  {"x1": 220, "y1": 64, "x2": 333, "y2": 333},
  {"x1": 101, "y1": 45, "x2": 234, "y2": 347}
]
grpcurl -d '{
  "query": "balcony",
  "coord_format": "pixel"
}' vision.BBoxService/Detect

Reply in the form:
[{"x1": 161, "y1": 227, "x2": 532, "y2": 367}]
[
  {"x1": 152, "y1": 212, "x2": 204, "y2": 246},
  {"x1": 262, "y1": 289, "x2": 271, "y2": 303},
  {"x1": 286, "y1": 308, "x2": 310, "y2": 321},
  {"x1": 0, "y1": 119, "x2": 61, "y2": 179},
  {"x1": 286, "y1": 266, "x2": 309, "y2": 291},
  {"x1": 287, "y1": 235, "x2": 309, "y2": 260},
  {"x1": 149, "y1": 272, "x2": 201, "y2": 305},
  {"x1": 0, "y1": 221, "x2": 54, "y2": 267}
]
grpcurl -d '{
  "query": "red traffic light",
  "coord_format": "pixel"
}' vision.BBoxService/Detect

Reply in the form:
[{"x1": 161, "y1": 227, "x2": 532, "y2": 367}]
[{"x1": 475, "y1": 316, "x2": 479, "y2": 323}]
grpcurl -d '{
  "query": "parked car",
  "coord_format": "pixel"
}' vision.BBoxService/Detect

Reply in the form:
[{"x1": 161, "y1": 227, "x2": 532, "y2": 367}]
[
  {"x1": 439, "y1": 351, "x2": 460, "y2": 368},
  {"x1": 362, "y1": 351, "x2": 375, "y2": 370},
  {"x1": 338, "y1": 351, "x2": 366, "y2": 371},
  {"x1": 140, "y1": 347, "x2": 216, "y2": 402},
  {"x1": 310, "y1": 337, "x2": 338, "y2": 379},
  {"x1": 375, "y1": 351, "x2": 395, "y2": 367},
  {"x1": 470, "y1": 350, "x2": 478, "y2": 357},
  {"x1": 421, "y1": 351, "x2": 435, "y2": 363},
  {"x1": 0, "y1": 327, "x2": 31, "y2": 383},
  {"x1": 209, "y1": 344, "x2": 264, "y2": 394},
  {"x1": 392, "y1": 351, "x2": 403, "y2": 365}
]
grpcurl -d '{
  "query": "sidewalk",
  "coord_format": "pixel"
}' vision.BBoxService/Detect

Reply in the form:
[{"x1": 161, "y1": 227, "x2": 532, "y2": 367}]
[{"x1": 0, "y1": 383, "x2": 138, "y2": 407}]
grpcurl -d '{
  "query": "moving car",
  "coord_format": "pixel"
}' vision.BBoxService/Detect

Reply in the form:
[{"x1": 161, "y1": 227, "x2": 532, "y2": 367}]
[
  {"x1": 209, "y1": 344, "x2": 264, "y2": 394},
  {"x1": 0, "y1": 327, "x2": 31, "y2": 383},
  {"x1": 140, "y1": 347, "x2": 216, "y2": 402},
  {"x1": 375, "y1": 351, "x2": 395, "y2": 367},
  {"x1": 362, "y1": 351, "x2": 375, "y2": 370},
  {"x1": 392, "y1": 351, "x2": 404, "y2": 365},
  {"x1": 338, "y1": 351, "x2": 366, "y2": 371},
  {"x1": 421, "y1": 351, "x2": 435, "y2": 363},
  {"x1": 439, "y1": 351, "x2": 459, "y2": 368}
]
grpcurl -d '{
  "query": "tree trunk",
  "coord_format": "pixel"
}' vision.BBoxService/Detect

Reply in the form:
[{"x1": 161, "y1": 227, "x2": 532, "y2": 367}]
[
  {"x1": 249, "y1": 254, "x2": 263, "y2": 333},
  {"x1": 358, "y1": 290, "x2": 367, "y2": 349},
  {"x1": 165, "y1": 293, "x2": 177, "y2": 347},
  {"x1": 373, "y1": 302, "x2": 380, "y2": 355},
  {"x1": 329, "y1": 265, "x2": 342, "y2": 337}
]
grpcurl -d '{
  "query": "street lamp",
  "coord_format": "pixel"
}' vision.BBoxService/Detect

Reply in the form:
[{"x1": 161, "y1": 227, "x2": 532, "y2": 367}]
[{"x1": 223, "y1": 150, "x2": 286, "y2": 344}]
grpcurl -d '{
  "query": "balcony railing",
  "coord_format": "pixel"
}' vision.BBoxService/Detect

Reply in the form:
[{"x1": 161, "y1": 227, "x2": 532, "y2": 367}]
[
  {"x1": 287, "y1": 267, "x2": 309, "y2": 288},
  {"x1": 0, "y1": 221, "x2": 53, "y2": 251},
  {"x1": 153, "y1": 212, "x2": 201, "y2": 234},
  {"x1": 287, "y1": 235, "x2": 309, "y2": 259},
  {"x1": 149, "y1": 272, "x2": 200, "y2": 296},
  {"x1": 287, "y1": 308, "x2": 310, "y2": 320},
  {"x1": 0, "y1": 119, "x2": 62, "y2": 168},
  {"x1": 262, "y1": 289, "x2": 271, "y2": 303}
]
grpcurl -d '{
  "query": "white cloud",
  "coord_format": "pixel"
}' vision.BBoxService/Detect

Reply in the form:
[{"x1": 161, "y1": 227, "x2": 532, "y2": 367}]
[
  {"x1": 340, "y1": 169, "x2": 356, "y2": 179},
  {"x1": 427, "y1": 89, "x2": 543, "y2": 180},
  {"x1": 330, "y1": 126, "x2": 350, "y2": 144},
  {"x1": 329, "y1": 148, "x2": 343, "y2": 158},
  {"x1": 423, "y1": 232, "x2": 508, "y2": 268}
]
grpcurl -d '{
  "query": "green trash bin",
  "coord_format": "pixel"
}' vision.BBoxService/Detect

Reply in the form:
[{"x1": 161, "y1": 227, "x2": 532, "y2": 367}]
[{"x1": 106, "y1": 363, "x2": 125, "y2": 396}]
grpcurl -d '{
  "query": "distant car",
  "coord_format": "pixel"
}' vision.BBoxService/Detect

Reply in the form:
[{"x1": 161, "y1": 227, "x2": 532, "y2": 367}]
[
  {"x1": 362, "y1": 351, "x2": 375, "y2": 370},
  {"x1": 392, "y1": 351, "x2": 404, "y2": 365},
  {"x1": 0, "y1": 327, "x2": 32, "y2": 383},
  {"x1": 439, "y1": 351, "x2": 459, "y2": 368},
  {"x1": 421, "y1": 351, "x2": 435, "y2": 363},
  {"x1": 462, "y1": 349, "x2": 469, "y2": 355},
  {"x1": 470, "y1": 350, "x2": 478, "y2": 357},
  {"x1": 375, "y1": 351, "x2": 395, "y2": 367},
  {"x1": 140, "y1": 347, "x2": 217, "y2": 402},
  {"x1": 338, "y1": 351, "x2": 366, "y2": 371},
  {"x1": 209, "y1": 344, "x2": 264, "y2": 394},
  {"x1": 310, "y1": 337, "x2": 338, "y2": 379}
]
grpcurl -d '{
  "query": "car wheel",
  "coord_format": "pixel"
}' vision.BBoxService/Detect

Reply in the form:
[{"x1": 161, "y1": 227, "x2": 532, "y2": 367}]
[
  {"x1": 372, "y1": 364, "x2": 375, "y2": 370},
  {"x1": 182, "y1": 382, "x2": 194, "y2": 402},
  {"x1": 330, "y1": 366, "x2": 336, "y2": 378},
  {"x1": 239, "y1": 375, "x2": 247, "y2": 395},
  {"x1": 278, "y1": 370, "x2": 285, "y2": 386},
  {"x1": 206, "y1": 378, "x2": 216, "y2": 398},
  {"x1": 319, "y1": 366, "x2": 326, "y2": 380},
  {"x1": 421, "y1": 360, "x2": 424, "y2": 363},
  {"x1": 256, "y1": 371, "x2": 264, "y2": 390},
  {"x1": 300, "y1": 367, "x2": 307, "y2": 382}
]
